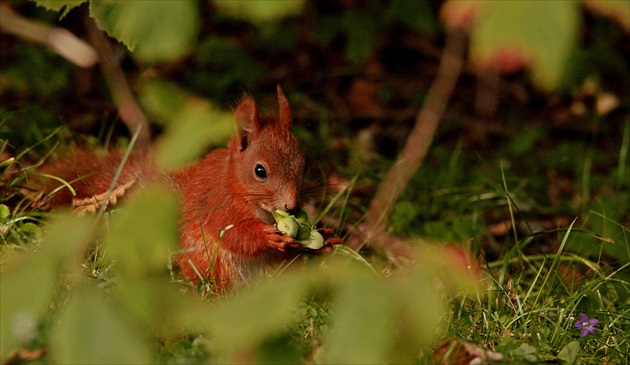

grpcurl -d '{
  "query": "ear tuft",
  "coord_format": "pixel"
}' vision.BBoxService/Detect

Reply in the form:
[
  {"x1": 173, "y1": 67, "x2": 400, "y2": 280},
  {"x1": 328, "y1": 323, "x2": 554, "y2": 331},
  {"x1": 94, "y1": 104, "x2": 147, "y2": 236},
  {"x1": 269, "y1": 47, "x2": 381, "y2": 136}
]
[
  {"x1": 233, "y1": 97, "x2": 260, "y2": 151},
  {"x1": 234, "y1": 97, "x2": 260, "y2": 135},
  {"x1": 277, "y1": 85, "x2": 292, "y2": 129}
]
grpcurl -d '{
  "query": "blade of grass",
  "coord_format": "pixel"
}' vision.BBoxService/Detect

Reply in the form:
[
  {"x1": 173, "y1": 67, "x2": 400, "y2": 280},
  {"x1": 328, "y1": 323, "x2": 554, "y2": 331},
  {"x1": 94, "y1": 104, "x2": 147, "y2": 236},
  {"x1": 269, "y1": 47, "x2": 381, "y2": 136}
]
[
  {"x1": 528, "y1": 218, "x2": 577, "y2": 319},
  {"x1": 32, "y1": 172, "x2": 77, "y2": 197},
  {"x1": 500, "y1": 162, "x2": 523, "y2": 248},
  {"x1": 313, "y1": 175, "x2": 357, "y2": 226},
  {"x1": 95, "y1": 126, "x2": 142, "y2": 218}
]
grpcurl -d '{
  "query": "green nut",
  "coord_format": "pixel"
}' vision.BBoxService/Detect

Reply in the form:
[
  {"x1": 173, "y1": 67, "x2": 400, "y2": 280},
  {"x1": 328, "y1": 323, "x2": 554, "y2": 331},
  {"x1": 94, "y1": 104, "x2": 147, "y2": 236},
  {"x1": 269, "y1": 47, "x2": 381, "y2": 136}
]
[
  {"x1": 277, "y1": 217, "x2": 298, "y2": 238},
  {"x1": 295, "y1": 209, "x2": 310, "y2": 223},
  {"x1": 300, "y1": 230, "x2": 325, "y2": 250},
  {"x1": 273, "y1": 210, "x2": 290, "y2": 222},
  {"x1": 296, "y1": 221, "x2": 312, "y2": 240}
]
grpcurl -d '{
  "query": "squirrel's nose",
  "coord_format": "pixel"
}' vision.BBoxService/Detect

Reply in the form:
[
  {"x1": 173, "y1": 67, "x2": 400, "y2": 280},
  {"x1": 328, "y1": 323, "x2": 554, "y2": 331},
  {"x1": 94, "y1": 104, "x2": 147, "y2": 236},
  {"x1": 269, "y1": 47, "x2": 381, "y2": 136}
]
[
  {"x1": 282, "y1": 188, "x2": 300, "y2": 212},
  {"x1": 284, "y1": 201, "x2": 297, "y2": 212}
]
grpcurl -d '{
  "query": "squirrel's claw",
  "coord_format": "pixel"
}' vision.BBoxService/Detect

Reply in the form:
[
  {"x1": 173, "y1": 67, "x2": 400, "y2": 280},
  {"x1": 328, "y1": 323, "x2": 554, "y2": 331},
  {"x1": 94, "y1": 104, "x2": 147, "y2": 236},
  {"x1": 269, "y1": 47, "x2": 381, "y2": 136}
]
[
  {"x1": 317, "y1": 227, "x2": 343, "y2": 246},
  {"x1": 263, "y1": 225, "x2": 300, "y2": 252}
]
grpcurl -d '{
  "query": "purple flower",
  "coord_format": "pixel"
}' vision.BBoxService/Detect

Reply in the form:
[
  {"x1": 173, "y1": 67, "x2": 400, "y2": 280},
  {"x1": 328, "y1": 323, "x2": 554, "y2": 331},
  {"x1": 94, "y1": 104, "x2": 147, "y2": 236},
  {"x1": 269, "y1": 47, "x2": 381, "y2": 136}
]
[{"x1": 575, "y1": 313, "x2": 598, "y2": 337}]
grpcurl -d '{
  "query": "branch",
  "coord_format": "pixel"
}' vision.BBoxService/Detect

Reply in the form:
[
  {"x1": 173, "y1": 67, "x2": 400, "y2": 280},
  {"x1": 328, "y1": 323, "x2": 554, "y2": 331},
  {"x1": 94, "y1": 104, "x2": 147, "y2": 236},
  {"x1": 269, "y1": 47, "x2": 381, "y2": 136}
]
[
  {"x1": 348, "y1": 30, "x2": 466, "y2": 261},
  {"x1": 85, "y1": 19, "x2": 151, "y2": 149},
  {"x1": 0, "y1": 4, "x2": 97, "y2": 68}
]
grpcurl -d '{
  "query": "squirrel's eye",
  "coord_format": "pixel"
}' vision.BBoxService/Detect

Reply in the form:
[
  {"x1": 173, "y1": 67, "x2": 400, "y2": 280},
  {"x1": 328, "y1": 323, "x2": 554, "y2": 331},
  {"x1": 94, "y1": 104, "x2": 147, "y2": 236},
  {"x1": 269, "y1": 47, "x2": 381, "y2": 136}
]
[{"x1": 254, "y1": 163, "x2": 267, "y2": 180}]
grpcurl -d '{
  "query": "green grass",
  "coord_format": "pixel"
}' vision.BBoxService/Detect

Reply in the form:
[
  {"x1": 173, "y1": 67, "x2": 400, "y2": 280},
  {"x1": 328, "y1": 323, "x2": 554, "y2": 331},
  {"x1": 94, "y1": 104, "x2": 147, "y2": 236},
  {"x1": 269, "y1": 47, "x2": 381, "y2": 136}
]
[
  {"x1": 1, "y1": 114, "x2": 629, "y2": 364},
  {"x1": 429, "y1": 222, "x2": 629, "y2": 363}
]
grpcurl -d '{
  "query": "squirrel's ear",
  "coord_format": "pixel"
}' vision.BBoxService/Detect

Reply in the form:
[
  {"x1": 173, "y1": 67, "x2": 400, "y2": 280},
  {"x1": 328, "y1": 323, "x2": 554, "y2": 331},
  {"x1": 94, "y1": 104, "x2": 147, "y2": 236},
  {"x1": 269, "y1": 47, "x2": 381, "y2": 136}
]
[
  {"x1": 233, "y1": 97, "x2": 260, "y2": 151},
  {"x1": 234, "y1": 97, "x2": 260, "y2": 134},
  {"x1": 277, "y1": 85, "x2": 292, "y2": 129}
]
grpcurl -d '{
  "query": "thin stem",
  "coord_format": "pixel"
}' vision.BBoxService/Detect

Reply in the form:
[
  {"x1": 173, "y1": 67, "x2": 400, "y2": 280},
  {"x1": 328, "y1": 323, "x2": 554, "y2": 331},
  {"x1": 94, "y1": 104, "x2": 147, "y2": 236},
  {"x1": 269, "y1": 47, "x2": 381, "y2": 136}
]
[
  {"x1": 85, "y1": 18, "x2": 151, "y2": 149},
  {"x1": 349, "y1": 29, "x2": 466, "y2": 259}
]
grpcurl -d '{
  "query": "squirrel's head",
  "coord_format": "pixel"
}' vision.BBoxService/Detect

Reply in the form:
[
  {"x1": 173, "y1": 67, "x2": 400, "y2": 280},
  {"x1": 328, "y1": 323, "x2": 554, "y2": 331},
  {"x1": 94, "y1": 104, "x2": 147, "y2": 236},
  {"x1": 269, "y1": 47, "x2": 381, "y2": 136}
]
[{"x1": 228, "y1": 86, "x2": 306, "y2": 223}]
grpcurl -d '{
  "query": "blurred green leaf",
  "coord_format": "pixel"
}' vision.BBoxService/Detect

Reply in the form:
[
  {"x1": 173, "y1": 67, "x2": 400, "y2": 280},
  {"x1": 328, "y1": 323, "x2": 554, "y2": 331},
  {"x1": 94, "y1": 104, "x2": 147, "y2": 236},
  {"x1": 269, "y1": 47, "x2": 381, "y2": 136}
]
[
  {"x1": 155, "y1": 101, "x2": 234, "y2": 169},
  {"x1": 574, "y1": 195, "x2": 629, "y2": 262},
  {"x1": 19, "y1": 222, "x2": 42, "y2": 239},
  {"x1": 343, "y1": 10, "x2": 380, "y2": 64},
  {"x1": 137, "y1": 80, "x2": 190, "y2": 126},
  {"x1": 208, "y1": 273, "x2": 307, "y2": 355},
  {"x1": 115, "y1": 276, "x2": 214, "y2": 339},
  {"x1": 557, "y1": 340, "x2": 580, "y2": 365},
  {"x1": 107, "y1": 184, "x2": 179, "y2": 275},
  {"x1": 512, "y1": 343, "x2": 539, "y2": 362},
  {"x1": 139, "y1": 80, "x2": 234, "y2": 169},
  {"x1": 104, "y1": 184, "x2": 217, "y2": 337},
  {"x1": 0, "y1": 258, "x2": 57, "y2": 361},
  {"x1": 389, "y1": 268, "x2": 443, "y2": 358},
  {"x1": 391, "y1": 201, "x2": 420, "y2": 232},
  {"x1": 0, "y1": 215, "x2": 94, "y2": 362},
  {"x1": 214, "y1": 0, "x2": 305, "y2": 24},
  {"x1": 0, "y1": 204, "x2": 9, "y2": 221},
  {"x1": 323, "y1": 273, "x2": 393, "y2": 363},
  {"x1": 468, "y1": 1, "x2": 580, "y2": 90},
  {"x1": 89, "y1": 0, "x2": 199, "y2": 62},
  {"x1": 33, "y1": 0, "x2": 86, "y2": 18},
  {"x1": 386, "y1": 0, "x2": 437, "y2": 34},
  {"x1": 50, "y1": 283, "x2": 153, "y2": 364}
]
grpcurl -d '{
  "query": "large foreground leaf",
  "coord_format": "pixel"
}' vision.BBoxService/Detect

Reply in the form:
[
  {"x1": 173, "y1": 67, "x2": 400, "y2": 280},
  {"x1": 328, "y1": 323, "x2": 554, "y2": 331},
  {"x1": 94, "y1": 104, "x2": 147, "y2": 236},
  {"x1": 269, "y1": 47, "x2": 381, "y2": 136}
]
[
  {"x1": 50, "y1": 283, "x2": 152, "y2": 364},
  {"x1": 442, "y1": 1, "x2": 580, "y2": 90},
  {"x1": 472, "y1": 1, "x2": 579, "y2": 90},
  {"x1": 33, "y1": 0, "x2": 86, "y2": 18},
  {"x1": 89, "y1": 0, "x2": 200, "y2": 62},
  {"x1": 0, "y1": 215, "x2": 94, "y2": 362},
  {"x1": 139, "y1": 80, "x2": 234, "y2": 169},
  {"x1": 214, "y1": 0, "x2": 305, "y2": 23}
]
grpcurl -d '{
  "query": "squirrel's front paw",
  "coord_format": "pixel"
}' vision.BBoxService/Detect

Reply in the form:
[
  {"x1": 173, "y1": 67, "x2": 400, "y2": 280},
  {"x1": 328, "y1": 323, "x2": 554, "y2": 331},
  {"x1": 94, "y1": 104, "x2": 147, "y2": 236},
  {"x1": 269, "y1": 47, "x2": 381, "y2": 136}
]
[
  {"x1": 263, "y1": 226, "x2": 300, "y2": 252},
  {"x1": 316, "y1": 227, "x2": 344, "y2": 253}
]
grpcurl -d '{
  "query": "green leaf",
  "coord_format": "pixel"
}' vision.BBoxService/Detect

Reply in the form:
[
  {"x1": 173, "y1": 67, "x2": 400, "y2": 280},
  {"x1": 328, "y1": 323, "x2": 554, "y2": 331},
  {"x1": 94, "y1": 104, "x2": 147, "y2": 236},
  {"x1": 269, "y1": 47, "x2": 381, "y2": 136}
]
[
  {"x1": 391, "y1": 201, "x2": 419, "y2": 232},
  {"x1": 139, "y1": 80, "x2": 234, "y2": 169},
  {"x1": 324, "y1": 270, "x2": 394, "y2": 364},
  {"x1": 513, "y1": 343, "x2": 539, "y2": 362},
  {"x1": 155, "y1": 101, "x2": 234, "y2": 169},
  {"x1": 214, "y1": 0, "x2": 305, "y2": 24},
  {"x1": 137, "y1": 80, "x2": 190, "y2": 126},
  {"x1": 0, "y1": 215, "x2": 94, "y2": 362},
  {"x1": 208, "y1": 274, "x2": 307, "y2": 355},
  {"x1": 558, "y1": 341, "x2": 580, "y2": 365},
  {"x1": 157, "y1": 105, "x2": 234, "y2": 168},
  {"x1": 0, "y1": 204, "x2": 9, "y2": 221},
  {"x1": 342, "y1": 10, "x2": 381, "y2": 63},
  {"x1": 115, "y1": 276, "x2": 213, "y2": 338},
  {"x1": 0, "y1": 257, "x2": 57, "y2": 362},
  {"x1": 469, "y1": 1, "x2": 580, "y2": 90},
  {"x1": 107, "y1": 184, "x2": 179, "y2": 276},
  {"x1": 33, "y1": 0, "x2": 86, "y2": 18},
  {"x1": 91, "y1": 183, "x2": 217, "y2": 337},
  {"x1": 50, "y1": 283, "x2": 152, "y2": 364},
  {"x1": 19, "y1": 222, "x2": 41, "y2": 239},
  {"x1": 386, "y1": 0, "x2": 437, "y2": 34},
  {"x1": 388, "y1": 269, "x2": 443, "y2": 361},
  {"x1": 89, "y1": 0, "x2": 200, "y2": 62}
]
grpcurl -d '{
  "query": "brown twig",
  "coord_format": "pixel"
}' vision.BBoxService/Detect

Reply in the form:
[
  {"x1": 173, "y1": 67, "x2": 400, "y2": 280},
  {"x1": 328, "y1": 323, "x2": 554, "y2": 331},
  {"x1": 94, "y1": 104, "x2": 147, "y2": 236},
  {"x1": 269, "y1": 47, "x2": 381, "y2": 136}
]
[
  {"x1": 348, "y1": 30, "x2": 467, "y2": 262},
  {"x1": 85, "y1": 18, "x2": 151, "y2": 149},
  {"x1": 0, "y1": 4, "x2": 97, "y2": 68}
]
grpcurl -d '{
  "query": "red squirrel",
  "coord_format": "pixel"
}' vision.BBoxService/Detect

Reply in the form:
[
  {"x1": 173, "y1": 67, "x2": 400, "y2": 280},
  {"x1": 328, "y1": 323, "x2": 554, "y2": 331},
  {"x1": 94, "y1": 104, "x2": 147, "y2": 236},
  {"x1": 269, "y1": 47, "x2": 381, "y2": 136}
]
[{"x1": 28, "y1": 87, "x2": 341, "y2": 291}]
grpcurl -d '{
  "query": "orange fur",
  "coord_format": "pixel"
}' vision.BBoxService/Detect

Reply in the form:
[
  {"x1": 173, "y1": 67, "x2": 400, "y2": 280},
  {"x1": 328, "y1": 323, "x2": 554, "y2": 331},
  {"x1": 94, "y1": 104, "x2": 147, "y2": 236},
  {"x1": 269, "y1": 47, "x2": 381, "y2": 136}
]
[{"x1": 33, "y1": 88, "x2": 339, "y2": 292}]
